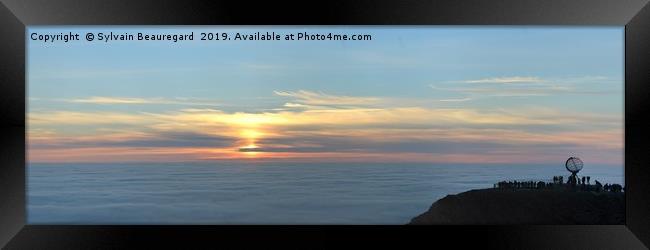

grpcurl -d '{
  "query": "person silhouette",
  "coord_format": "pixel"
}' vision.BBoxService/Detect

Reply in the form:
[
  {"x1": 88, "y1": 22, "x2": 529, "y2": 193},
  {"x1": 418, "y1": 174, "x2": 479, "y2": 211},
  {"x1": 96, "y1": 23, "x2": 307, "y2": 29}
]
[
  {"x1": 587, "y1": 176, "x2": 590, "y2": 185},
  {"x1": 569, "y1": 175, "x2": 578, "y2": 187}
]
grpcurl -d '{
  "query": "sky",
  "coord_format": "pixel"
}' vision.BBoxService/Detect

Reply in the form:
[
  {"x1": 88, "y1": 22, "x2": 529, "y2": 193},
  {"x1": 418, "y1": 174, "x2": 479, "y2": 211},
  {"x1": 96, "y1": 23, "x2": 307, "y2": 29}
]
[{"x1": 27, "y1": 26, "x2": 624, "y2": 164}]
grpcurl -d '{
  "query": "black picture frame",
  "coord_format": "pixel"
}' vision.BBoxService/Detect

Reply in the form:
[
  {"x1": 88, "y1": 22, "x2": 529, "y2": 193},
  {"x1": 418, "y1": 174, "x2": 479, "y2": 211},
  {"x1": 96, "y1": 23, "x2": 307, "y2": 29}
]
[{"x1": 1, "y1": 0, "x2": 649, "y2": 248}]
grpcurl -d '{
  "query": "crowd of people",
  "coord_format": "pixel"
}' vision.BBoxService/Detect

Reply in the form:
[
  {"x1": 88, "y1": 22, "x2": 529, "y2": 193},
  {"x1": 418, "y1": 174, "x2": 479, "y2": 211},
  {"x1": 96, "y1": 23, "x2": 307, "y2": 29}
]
[
  {"x1": 494, "y1": 175, "x2": 624, "y2": 193},
  {"x1": 494, "y1": 180, "x2": 546, "y2": 189}
]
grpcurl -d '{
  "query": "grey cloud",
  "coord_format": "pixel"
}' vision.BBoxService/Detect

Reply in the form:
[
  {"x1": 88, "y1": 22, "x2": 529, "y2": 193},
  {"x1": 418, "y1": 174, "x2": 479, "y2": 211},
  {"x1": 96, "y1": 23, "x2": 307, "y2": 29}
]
[
  {"x1": 249, "y1": 135, "x2": 581, "y2": 155},
  {"x1": 30, "y1": 131, "x2": 238, "y2": 149}
]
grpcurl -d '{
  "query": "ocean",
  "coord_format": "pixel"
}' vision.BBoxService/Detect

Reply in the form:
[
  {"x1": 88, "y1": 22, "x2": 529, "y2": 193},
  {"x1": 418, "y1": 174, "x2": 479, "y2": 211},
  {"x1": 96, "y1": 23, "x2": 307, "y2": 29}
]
[{"x1": 27, "y1": 162, "x2": 624, "y2": 224}]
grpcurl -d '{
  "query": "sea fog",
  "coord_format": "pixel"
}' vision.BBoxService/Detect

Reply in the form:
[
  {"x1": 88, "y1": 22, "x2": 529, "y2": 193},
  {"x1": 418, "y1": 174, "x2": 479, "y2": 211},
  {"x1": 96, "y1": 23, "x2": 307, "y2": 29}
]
[{"x1": 27, "y1": 162, "x2": 624, "y2": 224}]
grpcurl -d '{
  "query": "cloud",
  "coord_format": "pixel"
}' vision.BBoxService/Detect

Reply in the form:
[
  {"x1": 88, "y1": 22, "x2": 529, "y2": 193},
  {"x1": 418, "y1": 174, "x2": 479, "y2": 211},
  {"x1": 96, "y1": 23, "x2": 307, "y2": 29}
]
[
  {"x1": 238, "y1": 146, "x2": 325, "y2": 153},
  {"x1": 274, "y1": 90, "x2": 381, "y2": 107},
  {"x1": 246, "y1": 127, "x2": 622, "y2": 153},
  {"x1": 431, "y1": 75, "x2": 617, "y2": 97},
  {"x1": 280, "y1": 102, "x2": 331, "y2": 110},
  {"x1": 28, "y1": 111, "x2": 154, "y2": 125},
  {"x1": 30, "y1": 131, "x2": 238, "y2": 149},
  {"x1": 439, "y1": 97, "x2": 472, "y2": 102},
  {"x1": 162, "y1": 107, "x2": 573, "y2": 129},
  {"x1": 29, "y1": 102, "x2": 620, "y2": 136},
  {"x1": 65, "y1": 96, "x2": 220, "y2": 106},
  {"x1": 69, "y1": 97, "x2": 162, "y2": 104},
  {"x1": 430, "y1": 84, "x2": 565, "y2": 97},
  {"x1": 28, "y1": 90, "x2": 623, "y2": 164},
  {"x1": 459, "y1": 76, "x2": 543, "y2": 84},
  {"x1": 28, "y1": 146, "x2": 237, "y2": 163}
]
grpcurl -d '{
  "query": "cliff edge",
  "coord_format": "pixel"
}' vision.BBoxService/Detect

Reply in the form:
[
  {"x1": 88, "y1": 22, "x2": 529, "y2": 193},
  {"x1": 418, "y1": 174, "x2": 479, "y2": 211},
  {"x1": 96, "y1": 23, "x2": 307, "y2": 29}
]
[{"x1": 410, "y1": 188, "x2": 624, "y2": 224}]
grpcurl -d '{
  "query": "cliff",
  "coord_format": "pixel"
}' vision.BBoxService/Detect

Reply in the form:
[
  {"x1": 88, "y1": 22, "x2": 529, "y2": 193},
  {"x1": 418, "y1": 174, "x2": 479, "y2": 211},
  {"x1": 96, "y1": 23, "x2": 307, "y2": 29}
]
[{"x1": 409, "y1": 188, "x2": 624, "y2": 224}]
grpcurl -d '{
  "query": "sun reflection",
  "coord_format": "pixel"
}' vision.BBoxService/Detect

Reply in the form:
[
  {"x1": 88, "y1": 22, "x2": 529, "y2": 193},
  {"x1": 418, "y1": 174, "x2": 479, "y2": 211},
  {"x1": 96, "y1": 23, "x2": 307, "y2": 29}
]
[
  {"x1": 239, "y1": 129, "x2": 262, "y2": 157},
  {"x1": 239, "y1": 144, "x2": 260, "y2": 157}
]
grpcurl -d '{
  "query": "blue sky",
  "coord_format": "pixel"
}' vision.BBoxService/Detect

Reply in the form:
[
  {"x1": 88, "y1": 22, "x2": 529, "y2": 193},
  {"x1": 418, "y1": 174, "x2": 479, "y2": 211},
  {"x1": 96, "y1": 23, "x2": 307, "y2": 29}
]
[{"x1": 26, "y1": 27, "x2": 624, "y2": 164}]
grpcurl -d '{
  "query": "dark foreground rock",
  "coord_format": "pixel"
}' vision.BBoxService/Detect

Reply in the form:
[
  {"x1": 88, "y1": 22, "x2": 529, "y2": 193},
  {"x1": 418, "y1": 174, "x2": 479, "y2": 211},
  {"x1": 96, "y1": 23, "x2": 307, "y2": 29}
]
[{"x1": 410, "y1": 188, "x2": 624, "y2": 224}]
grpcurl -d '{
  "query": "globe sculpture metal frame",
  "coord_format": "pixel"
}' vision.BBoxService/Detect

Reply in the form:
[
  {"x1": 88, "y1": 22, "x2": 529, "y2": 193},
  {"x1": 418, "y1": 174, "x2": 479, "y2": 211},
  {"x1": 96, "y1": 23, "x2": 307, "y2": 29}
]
[
  {"x1": 565, "y1": 157, "x2": 583, "y2": 186},
  {"x1": 566, "y1": 157, "x2": 584, "y2": 174}
]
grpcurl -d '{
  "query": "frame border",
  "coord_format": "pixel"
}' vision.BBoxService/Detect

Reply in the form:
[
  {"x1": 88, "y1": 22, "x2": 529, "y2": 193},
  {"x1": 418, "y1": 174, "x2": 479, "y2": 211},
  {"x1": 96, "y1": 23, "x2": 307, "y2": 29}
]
[{"x1": 1, "y1": 0, "x2": 649, "y2": 248}]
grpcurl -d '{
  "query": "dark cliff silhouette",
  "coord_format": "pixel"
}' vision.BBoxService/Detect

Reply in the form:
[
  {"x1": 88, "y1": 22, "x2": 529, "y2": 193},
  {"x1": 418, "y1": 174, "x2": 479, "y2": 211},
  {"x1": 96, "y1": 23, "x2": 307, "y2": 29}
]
[{"x1": 409, "y1": 188, "x2": 624, "y2": 224}]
